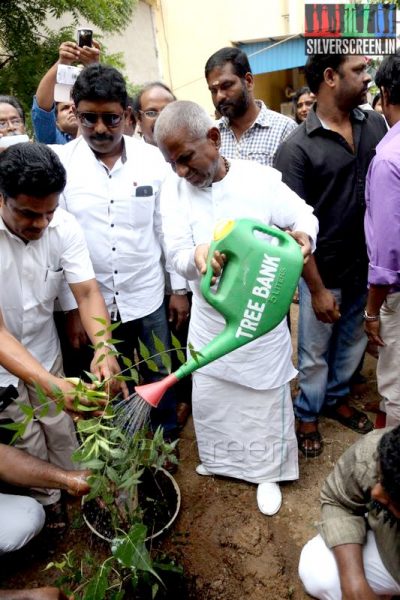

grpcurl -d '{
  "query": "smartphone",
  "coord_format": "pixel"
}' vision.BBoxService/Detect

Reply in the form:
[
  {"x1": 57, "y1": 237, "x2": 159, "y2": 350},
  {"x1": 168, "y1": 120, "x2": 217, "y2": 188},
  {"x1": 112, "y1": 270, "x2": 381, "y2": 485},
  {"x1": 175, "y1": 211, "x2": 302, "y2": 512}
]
[
  {"x1": 0, "y1": 134, "x2": 29, "y2": 148},
  {"x1": 135, "y1": 185, "x2": 153, "y2": 197},
  {"x1": 77, "y1": 28, "x2": 93, "y2": 48}
]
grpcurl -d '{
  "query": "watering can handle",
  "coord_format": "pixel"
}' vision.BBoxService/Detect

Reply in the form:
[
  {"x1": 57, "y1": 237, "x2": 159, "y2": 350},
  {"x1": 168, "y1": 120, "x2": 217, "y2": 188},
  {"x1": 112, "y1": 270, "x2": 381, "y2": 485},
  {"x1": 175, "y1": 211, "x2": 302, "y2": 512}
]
[{"x1": 201, "y1": 221, "x2": 296, "y2": 296}]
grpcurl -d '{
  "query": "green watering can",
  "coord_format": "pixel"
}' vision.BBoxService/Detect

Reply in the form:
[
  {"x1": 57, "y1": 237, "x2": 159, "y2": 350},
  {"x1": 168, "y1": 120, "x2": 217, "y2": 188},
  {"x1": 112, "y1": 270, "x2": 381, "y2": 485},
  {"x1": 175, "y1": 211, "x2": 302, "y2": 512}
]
[{"x1": 135, "y1": 218, "x2": 304, "y2": 407}]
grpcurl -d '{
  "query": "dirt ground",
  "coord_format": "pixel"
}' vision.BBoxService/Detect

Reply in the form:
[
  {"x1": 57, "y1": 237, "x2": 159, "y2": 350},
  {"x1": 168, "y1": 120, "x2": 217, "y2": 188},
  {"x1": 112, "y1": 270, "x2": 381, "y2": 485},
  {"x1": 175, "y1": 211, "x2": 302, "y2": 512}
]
[{"x1": 0, "y1": 304, "x2": 381, "y2": 599}]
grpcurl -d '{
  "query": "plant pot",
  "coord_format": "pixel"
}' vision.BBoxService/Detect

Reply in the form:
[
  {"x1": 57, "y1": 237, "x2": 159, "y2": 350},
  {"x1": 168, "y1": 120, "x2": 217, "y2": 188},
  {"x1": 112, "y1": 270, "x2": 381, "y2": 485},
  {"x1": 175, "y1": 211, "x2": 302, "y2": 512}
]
[{"x1": 82, "y1": 467, "x2": 181, "y2": 543}]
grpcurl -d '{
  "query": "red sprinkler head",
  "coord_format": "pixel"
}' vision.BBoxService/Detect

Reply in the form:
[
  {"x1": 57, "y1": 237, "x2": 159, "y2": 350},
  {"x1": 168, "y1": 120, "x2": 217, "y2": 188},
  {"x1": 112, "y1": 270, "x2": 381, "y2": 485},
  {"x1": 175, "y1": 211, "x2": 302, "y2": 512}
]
[{"x1": 134, "y1": 373, "x2": 179, "y2": 408}]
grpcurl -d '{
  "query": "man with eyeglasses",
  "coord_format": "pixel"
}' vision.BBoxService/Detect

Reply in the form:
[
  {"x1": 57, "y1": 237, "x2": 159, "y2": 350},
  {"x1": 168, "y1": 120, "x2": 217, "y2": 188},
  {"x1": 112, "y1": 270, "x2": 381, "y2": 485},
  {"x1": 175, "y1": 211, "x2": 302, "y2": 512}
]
[
  {"x1": 0, "y1": 96, "x2": 27, "y2": 142},
  {"x1": 52, "y1": 64, "x2": 186, "y2": 451},
  {"x1": 134, "y1": 82, "x2": 176, "y2": 146}
]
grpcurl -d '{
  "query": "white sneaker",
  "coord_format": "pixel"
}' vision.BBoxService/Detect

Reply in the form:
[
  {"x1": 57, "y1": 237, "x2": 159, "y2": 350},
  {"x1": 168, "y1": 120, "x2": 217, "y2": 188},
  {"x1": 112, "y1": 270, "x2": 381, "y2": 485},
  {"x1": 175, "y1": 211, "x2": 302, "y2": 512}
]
[
  {"x1": 195, "y1": 464, "x2": 212, "y2": 476},
  {"x1": 256, "y1": 482, "x2": 282, "y2": 516}
]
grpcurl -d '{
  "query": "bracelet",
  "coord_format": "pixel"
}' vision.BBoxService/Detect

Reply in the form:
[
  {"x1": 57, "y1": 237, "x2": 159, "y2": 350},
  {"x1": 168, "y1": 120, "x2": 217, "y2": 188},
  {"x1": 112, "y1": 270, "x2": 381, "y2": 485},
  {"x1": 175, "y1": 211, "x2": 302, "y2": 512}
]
[
  {"x1": 363, "y1": 309, "x2": 380, "y2": 322},
  {"x1": 171, "y1": 289, "x2": 187, "y2": 295}
]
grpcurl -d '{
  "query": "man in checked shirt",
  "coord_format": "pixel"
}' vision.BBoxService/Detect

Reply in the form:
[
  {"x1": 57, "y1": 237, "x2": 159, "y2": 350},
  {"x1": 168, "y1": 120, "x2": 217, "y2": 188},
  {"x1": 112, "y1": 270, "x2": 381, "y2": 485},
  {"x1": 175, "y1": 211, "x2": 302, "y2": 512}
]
[{"x1": 205, "y1": 46, "x2": 297, "y2": 167}]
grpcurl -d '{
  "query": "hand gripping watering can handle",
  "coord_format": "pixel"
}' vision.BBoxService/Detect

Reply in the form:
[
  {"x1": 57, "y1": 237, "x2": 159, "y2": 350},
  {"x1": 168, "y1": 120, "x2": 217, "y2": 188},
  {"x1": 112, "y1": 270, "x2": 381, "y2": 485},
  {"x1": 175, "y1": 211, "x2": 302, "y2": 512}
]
[{"x1": 200, "y1": 219, "x2": 301, "y2": 315}]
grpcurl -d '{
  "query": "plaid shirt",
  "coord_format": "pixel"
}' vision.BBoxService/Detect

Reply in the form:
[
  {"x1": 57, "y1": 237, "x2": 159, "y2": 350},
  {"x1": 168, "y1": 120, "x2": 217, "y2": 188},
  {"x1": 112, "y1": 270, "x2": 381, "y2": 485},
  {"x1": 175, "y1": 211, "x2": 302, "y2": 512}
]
[{"x1": 218, "y1": 100, "x2": 297, "y2": 167}]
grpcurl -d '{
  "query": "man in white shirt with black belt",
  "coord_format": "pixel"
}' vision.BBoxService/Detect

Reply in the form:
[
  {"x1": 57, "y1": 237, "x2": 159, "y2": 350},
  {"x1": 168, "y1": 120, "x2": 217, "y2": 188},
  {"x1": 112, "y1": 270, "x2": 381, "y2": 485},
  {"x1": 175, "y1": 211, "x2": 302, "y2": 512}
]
[
  {"x1": 53, "y1": 64, "x2": 188, "y2": 443},
  {"x1": 0, "y1": 142, "x2": 121, "y2": 510}
]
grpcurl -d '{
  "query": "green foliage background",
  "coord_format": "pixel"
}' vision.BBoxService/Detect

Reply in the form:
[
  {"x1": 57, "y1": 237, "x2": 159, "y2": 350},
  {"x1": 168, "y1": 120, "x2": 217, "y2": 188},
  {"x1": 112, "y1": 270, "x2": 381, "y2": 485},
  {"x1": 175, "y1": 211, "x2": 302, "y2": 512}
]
[{"x1": 0, "y1": 1, "x2": 139, "y2": 133}]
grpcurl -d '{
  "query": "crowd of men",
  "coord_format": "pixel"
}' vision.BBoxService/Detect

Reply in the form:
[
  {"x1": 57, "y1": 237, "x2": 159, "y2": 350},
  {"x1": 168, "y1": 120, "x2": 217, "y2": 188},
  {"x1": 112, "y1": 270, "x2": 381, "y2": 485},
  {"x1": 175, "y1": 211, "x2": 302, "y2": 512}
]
[{"x1": 0, "y1": 40, "x2": 399, "y2": 599}]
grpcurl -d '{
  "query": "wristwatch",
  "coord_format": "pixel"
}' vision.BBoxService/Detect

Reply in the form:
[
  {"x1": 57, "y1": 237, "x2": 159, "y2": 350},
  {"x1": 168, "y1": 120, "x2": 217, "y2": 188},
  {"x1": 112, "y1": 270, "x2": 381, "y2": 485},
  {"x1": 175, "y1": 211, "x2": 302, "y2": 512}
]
[
  {"x1": 171, "y1": 289, "x2": 187, "y2": 295},
  {"x1": 363, "y1": 309, "x2": 380, "y2": 322},
  {"x1": 103, "y1": 342, "x2": 117, "y2": 352}
]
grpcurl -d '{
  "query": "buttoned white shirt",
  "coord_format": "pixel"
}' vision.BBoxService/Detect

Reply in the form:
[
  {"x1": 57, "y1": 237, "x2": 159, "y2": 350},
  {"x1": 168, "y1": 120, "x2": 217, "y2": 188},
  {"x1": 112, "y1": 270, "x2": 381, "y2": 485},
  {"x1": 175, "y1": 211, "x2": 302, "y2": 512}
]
[
  {"x1": 53, "y1": 136, "x2": 185, "y2": 322},
  {"x1": 0, "y1": 208, "x2": 95, "y2": 386},
  {"x1": 160, "y1": 159, "x2": 318, "y2": 389}
]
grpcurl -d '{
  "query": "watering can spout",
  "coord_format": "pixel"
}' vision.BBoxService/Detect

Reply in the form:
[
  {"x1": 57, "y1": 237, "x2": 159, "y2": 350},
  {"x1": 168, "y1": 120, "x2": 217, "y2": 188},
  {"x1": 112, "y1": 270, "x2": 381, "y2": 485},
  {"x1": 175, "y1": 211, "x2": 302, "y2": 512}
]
[{"x1": 135, "y1": 373, "x2": 179, "y2": 408}]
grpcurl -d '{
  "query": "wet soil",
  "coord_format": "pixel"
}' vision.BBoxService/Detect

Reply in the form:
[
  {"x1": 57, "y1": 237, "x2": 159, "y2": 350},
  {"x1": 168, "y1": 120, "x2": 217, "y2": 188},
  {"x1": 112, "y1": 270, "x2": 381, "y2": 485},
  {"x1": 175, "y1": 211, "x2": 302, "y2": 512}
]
[{"x1": 0, "y1": 305, "x2": 381, "y2": 599}]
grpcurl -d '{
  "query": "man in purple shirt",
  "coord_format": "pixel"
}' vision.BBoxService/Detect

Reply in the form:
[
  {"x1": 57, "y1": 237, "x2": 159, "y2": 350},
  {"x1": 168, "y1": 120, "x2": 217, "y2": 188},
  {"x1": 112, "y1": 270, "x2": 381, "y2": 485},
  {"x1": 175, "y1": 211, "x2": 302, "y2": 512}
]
[{"x1": 364, "y1": 50, "x2": 400, "y2": 427}]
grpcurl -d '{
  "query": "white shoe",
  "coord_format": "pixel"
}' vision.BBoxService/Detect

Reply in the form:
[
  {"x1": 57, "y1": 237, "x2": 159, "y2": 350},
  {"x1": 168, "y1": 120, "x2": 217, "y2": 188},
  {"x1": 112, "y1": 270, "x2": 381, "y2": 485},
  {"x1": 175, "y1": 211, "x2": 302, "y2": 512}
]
[
  {"x1": 256, "y1": 482, "x2": 282, "y2": 516},
  {"x1": 195, "y1": 463, "x2": 212, "y2": 476}
]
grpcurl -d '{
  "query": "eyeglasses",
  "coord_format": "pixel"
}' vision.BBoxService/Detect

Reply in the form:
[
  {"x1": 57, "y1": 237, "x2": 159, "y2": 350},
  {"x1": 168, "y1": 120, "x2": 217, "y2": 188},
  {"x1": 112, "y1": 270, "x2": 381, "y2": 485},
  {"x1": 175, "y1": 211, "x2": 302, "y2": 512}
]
[
  {"x1": 0, "y1": 118, "x2": 24, "y2": 130},
  {"x1": 139, "y1": 110, "x2": 160, "y2": 120},
  {"x1": 76, "y1": 112, "x2": 124, "y2": 128}
]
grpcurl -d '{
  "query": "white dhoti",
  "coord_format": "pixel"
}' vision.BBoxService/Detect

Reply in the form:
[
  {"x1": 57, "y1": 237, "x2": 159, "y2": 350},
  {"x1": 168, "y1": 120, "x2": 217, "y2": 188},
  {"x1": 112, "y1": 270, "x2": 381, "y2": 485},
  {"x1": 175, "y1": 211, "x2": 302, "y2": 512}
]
[
  {"x1": 192, "y1": 373, "x2": 298, "y2": 484},
  {"x1": 0, "y1": 493, "x2": 45, "y2": 556}
]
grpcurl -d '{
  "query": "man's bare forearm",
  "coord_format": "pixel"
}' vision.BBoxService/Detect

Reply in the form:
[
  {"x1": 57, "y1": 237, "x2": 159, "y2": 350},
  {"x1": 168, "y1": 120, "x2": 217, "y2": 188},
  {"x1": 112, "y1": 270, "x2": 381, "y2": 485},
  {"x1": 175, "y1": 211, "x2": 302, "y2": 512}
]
[
  {"x1": 0, "y1": 314, "x2": 60, "y2": 394},
  {"x1": 366, "y1": 284, "x2": 390, "y2": 316},
  {"x1": 0, "y1": 444, "x2": 69, "y2": 490}
]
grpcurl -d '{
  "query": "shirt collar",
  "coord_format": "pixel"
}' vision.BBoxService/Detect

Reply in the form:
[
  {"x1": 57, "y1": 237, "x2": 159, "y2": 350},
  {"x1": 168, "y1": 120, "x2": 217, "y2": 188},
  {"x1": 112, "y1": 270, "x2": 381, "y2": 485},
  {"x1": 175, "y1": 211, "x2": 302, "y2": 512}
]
[
  {"x1": 305, "y1": 104, "x2": 367, "y2": 135},
  {"x1": 219, "y1": 99, "x2": 270, "y2": 130}
]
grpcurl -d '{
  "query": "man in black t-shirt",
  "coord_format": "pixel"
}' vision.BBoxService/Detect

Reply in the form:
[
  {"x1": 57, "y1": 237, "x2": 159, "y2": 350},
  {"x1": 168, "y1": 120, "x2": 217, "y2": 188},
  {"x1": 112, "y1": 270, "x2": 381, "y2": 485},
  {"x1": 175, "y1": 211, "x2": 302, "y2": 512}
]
[{"x1": 275, "y1": 54, "x2": 387, "y2": 457}]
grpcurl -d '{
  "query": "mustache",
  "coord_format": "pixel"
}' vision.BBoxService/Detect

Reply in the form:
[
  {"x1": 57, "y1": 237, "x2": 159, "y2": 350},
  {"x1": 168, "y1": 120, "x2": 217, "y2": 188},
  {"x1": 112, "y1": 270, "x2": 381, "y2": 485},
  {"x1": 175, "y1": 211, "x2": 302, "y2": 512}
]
[
  {"x1": 217, "y1": 102, "x2": 232, "y2": 112},
  {"x1": 90, "y1": 133, "x2": 114, "y2": 142}
]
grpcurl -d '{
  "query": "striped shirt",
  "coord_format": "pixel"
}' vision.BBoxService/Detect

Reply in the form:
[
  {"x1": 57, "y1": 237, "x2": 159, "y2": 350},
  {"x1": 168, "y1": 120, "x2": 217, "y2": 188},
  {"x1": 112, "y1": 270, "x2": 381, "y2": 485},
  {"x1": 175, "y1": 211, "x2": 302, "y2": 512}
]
[{"x1": 218, "y1": 100, "x2": 297, "y2": 167}]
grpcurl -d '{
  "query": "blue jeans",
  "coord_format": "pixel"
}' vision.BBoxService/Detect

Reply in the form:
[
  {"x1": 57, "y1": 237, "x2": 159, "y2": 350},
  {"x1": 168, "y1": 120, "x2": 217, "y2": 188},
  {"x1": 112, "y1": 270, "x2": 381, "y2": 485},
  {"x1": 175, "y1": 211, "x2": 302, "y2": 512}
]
[
  {"x1": 294, "y1": 279, "x2": 367, "y2": 423},
  {"x1": 115, "y1": 303, "x2": 178, "y2": 437}
]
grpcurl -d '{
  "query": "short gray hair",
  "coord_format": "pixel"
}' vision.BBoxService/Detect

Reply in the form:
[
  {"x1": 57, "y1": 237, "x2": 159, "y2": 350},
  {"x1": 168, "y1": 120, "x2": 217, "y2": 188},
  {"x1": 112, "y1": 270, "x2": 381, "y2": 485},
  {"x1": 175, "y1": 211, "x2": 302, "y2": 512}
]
[{"x1": 154, "y1": 100, "x2": 213, "y2": 145}]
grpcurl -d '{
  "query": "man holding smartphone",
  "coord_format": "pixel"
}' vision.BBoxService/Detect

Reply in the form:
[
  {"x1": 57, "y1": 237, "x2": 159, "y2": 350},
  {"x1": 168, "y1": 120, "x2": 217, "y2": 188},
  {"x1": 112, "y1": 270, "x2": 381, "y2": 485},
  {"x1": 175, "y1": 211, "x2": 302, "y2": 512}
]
[
  {"x1": 52, "y1": 64, "x2": 188, "y2": 455},
  {"x1": 32, "y1": 37, "x2": 100, "y2": 145}
]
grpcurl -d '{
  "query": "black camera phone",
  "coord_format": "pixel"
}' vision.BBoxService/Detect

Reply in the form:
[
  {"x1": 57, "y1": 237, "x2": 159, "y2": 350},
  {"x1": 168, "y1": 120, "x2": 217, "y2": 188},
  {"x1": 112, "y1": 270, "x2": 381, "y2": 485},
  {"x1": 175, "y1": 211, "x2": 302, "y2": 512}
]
[{"x1": 77, "y1": 28, "x2": 93, "y2": 48}]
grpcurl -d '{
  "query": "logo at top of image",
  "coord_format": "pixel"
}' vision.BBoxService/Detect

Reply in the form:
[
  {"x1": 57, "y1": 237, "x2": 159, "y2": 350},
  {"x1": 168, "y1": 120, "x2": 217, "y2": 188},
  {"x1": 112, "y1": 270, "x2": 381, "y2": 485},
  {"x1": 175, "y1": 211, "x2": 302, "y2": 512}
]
[{"x1": 305, "y1": 3, "x2": 396, "y2": 38}]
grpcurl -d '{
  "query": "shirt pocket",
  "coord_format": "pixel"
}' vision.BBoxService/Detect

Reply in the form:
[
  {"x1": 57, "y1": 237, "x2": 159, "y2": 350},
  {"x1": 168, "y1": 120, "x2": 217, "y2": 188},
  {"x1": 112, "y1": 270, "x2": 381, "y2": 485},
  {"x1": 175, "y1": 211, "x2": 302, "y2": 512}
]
[
  {"x1": 41, "y1": 268, "x2": 65, "y2": 303},
  {"x1": 130, "y1": 193, "x2": 155, "y2": 228}
]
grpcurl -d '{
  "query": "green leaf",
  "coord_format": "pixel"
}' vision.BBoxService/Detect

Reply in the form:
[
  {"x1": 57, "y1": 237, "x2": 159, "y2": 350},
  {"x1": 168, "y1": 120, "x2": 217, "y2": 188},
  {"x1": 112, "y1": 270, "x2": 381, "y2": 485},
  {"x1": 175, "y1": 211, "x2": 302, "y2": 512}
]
[
  {"x1": 82, "y1": 561, "x2": 111, "y2": 600},
  {"x1": 38, "y1": 404, "x2": 50, "y2": 418},
  {"x1": 160, "y1": 351, "x2": 172, "y2": 374},
  {"x1": 122, "y1": 356, "x2": 132, "y2": 368},
  {"x1": 106, "y1": 466, "x2": 120, "y2": 484},
  {"x1": 112, "y1": 524, "x2": 163, "y2": 586},
  {"x1": 93, "y1": 317, "x2": 107, "y2": 326},
  {"x1": 129, "y1": 368, "x2": 139, "y2": 384},
  {"x1": 96, "y1": 353, "x2": 106, "y2": 365},
  {"x1": 145, "y1": 359, "x2": 159, "y2": 372},
  {"x1": 138, "y1": 338, "x2": 150, "y2": 360},
  {"x1": 152, "y1": 583, "x2": 159, "y2": 599},
  {"x1": 94, "y1": 329, "x2": 106, "y2": 337},
  {"x1": 80, "y1": 458, "x2": 105, "y2": 470},
  {"x1": 152, "y1": 332, "x2": 166, "y2": 354},
  {"x1": 107, "y1": 321, "x2": 121, "y2": 332},
  {"x1": 171, "y1": 333, "x2": 186, "y2": 364},
  {"x1": 18, "y1": 403, "x2": 34, "y2": 418},
  {"x1": 33, "y1": 382, "x2": 49, "y2": 405},
  {"x1": 188, "y1": 342, "x2": 203, "y2": 364}
]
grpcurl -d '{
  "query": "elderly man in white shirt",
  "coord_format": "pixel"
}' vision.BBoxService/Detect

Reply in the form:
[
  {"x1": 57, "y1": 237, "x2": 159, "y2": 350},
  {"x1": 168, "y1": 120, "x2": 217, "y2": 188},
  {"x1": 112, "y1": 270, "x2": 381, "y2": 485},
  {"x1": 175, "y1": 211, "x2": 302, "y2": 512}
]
[
  {"x1": 0, "y1": 142, "x2": 121, "y2": 512},
  {"x1": 52, "y1": 64, "x2": 188, "y2": 443},
  {"x1": 154, "y1": 100, "x2": 318, "y2": 516}
]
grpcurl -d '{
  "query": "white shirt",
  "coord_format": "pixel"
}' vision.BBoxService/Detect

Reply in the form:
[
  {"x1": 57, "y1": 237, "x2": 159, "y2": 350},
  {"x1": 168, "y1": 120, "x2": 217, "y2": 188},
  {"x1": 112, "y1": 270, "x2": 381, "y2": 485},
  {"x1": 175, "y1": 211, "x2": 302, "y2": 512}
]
[
  {"x1": 0, "y1": 208, "x2": 95, "y2": 386},
  {"x1": 52, "y1": 136, "x2": 185, "y2": 322},
  {"x1": 160, "y1": 159, "x2": 319, "y2": 389}
]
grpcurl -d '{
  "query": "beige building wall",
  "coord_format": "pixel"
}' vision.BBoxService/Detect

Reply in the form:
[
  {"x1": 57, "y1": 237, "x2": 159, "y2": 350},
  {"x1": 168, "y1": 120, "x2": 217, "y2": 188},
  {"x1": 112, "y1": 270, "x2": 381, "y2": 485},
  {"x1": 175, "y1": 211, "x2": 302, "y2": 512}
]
[{"x1": 153, "y1": 0, "x2": 305, "y2": 113}]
